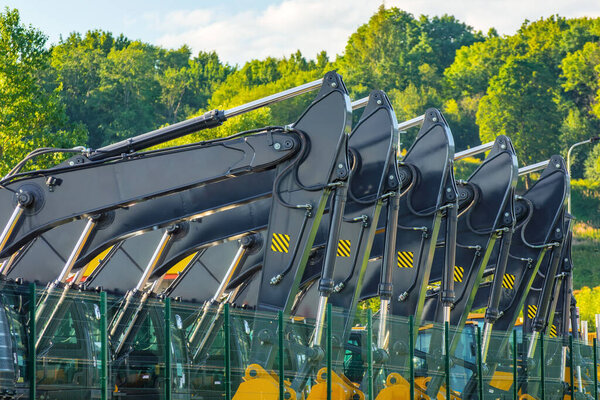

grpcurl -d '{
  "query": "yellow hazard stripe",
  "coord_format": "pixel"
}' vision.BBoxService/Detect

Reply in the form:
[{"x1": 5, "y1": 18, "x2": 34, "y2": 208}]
[
  {"x1": 397, "y1": 251, "x2": 414, "y2": 268},
  {"x1": 271, "y1": 233, "x2": 290, "y2": 253},
  {"x1": 527, "y1": 304, "x2": 537, "y2": 320},
  {"x1": 454, "y1": 266, "x2": 464, "y2": 282},
  {"x1": 336, "y1": 240, "x2": 351, "y2": 257},
  {"x1": 549, "y1": 325, "x2": 557, "y2": 338},
  {"x1": 502, "y1": 273, "x2": 515, "y2": 289}
]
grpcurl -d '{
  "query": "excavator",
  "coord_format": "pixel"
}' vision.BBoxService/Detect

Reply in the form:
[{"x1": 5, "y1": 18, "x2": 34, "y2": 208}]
[
  {"x1": 0, "y1": 69, "x2": 591, "y2": 400},
  {"x1": 0, "y1": 71, "x2": 351, "y2": 398}
]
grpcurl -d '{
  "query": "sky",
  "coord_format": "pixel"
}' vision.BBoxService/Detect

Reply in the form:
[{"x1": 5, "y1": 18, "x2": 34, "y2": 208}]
[{"x1": 3, "y1": 0, "x2": 600, "y2": 66}]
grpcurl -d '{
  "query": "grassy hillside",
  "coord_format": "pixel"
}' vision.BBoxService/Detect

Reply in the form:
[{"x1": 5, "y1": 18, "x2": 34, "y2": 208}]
[{"x1": 571, "y1": 180, "x2": 600, "y2": 289}]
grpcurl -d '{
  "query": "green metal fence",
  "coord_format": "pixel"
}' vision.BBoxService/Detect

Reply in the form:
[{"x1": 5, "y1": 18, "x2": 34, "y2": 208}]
[{"x1": 1, "y1": 279, "x2": 599, "y2": 399}]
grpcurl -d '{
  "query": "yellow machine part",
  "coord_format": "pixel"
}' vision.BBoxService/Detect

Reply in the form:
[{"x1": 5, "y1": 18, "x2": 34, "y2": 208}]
[
  {"x1": 306, "y1": 367, "x2": 364, "y2": 400},
  {"x1": 79, "y1": 247, "x2": 196, "y2": 282},
  {"x1": 488, "y1": 370, "x2": 514, "y2": 392},
  {"x1": 519, "y1": 394, "x2": 538, "y2": 400},
  {"x1": 232, "y1": 364, "x2": 297, "y2": 400},
  {"x1": 80, "y1": 246, "x2": 113, "y2": 281},
  {"x1": 374, "y1": 373, "x2": 412, "y2": 400},
  {"x1": 375, "y1": 373, "x2": 462, "y2": 400}
]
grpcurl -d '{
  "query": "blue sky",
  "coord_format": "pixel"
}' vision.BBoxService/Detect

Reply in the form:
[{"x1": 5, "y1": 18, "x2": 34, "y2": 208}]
[{"x1": 3, "y1": 0, "x2": 600, "y2": 66}]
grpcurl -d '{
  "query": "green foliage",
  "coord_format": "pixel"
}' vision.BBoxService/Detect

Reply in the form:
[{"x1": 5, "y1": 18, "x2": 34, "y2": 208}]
[
  {"x1": 49, "y1": 31, "x2": 232, "y2": 148},
  {"x1": 454, "y1": 157, "x2": 482, "y2": 181},
  {"x1": 3, "y1": 6, "x2": 600, "y2": 319},
  {"x1": 574, "y1": 286, "x2": 600, "y2": 330},
  {"x1": 445, "y1": 36, "x2": 511, "y2": 97},
  {"x1": 477, "y1": 56, "x2": 562, "y2": 165},
  {"x1": 571, "y1": 179, "x2": 600, "y2": 226},
  {"x1": 0, "y1": 7, "x2": 85, "y2": 174},
  {"x1": 335, "y1": 7, "x2": 481, "y2": 99},
  {"x1": 585, "y1": 144, "x2": 600, "y2": 181}
]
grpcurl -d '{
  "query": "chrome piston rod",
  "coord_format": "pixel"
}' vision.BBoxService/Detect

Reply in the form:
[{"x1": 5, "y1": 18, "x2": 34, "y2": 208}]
[
  {"x1": 224, "y1": 79, "x2": 324, "y2": 118},
  {"x1": 35, "y1": 217, "x2": 97, "y2": 348},
  {"x1": 0, "y1": 205, "x2": 25, "y2": 263},
  {"x1": 93, "y1": 78, "x2": 325, "y2": 159},
  {"x1": 188, "y1": 244, "x2": 248, "y2": 348},
  {"x1": 519, "y1": 160, "x2": 550, "y2": 176},
  {"x1": 110, "y1": 229, "x2": 172, "y2": 343}
]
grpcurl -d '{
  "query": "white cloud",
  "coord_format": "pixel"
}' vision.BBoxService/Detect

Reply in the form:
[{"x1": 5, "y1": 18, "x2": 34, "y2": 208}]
[
  {"x1": 154, "y1": 0, "x2": 600, "y2": 65},
  {"x1": 156, "y1": 0, "x2": 380, "y2": 65},
  {"x1": 385, "y1": 0, "x2": 600, "y2": 35}
]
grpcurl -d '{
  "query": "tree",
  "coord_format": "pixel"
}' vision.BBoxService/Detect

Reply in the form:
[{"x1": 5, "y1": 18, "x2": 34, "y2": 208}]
[
  {"x1": 585, "y1": 144, "x2": 600, "y2": 181},
  {"x1": 335, "y1": 7, "x2": 430, "y2": 99},
  {"x1": 50, "y1": 33, "x2": 233, "y2": 148},
  {"x1": 335, "y1": 7, "x2": 481, "y2": 101},
  {"x1": 0, "y1": 7, "x2": 85, "y2": 174},
  {"x1": 207, "y1": 50, "x2": 328, "y2": 130},
  {"x1": 419, "y1": 14, "x2": 483, "y2": 74},
  {"x1": 477, "y1": 56, "x2": 562, "y2": 166},
  {"x1": 444, "y1": 36, "x2": 511, "y2": 97}
]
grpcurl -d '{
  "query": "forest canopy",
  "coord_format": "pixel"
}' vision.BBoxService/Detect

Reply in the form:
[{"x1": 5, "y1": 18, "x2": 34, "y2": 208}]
[
  {"x1": 1, "y1": 7, "x2": 599, "y2": 303},
  {"x1": 2, "y1": 7, "x2": 600, "y2": 176}
]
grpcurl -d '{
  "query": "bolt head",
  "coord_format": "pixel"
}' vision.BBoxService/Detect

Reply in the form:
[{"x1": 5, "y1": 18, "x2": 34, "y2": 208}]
[
  {"x1": 338, "y1": 163, "x2": 344, "y2": 169},
  {"x1": 432, "y1": 116, "x2": 438, "y2": 122},
  {"x1": 504, "y1": 212, "x2": 510, "y2": 217},
  {"x1": 331, "y1": 82, "x2": 337, "y2": 88},
  {"x1": 273, "y1": 142, "x2": 281, "y2": 150},
  {"x1": 69, "y1": 161, "x2": 75, "y2": 166},
  {"x1": 377, "y1": 99, "x2": 382, "y2": 105},
  {"x1": 555, "y1": 164, "x2": 560, "y2": 168},
  {"x1": 500, "y1": 144, "x2": 506, "y2": 150}
]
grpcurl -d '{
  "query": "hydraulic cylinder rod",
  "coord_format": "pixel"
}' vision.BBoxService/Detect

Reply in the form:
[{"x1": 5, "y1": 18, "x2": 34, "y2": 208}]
[
  {"x1": 0, "y1": 205, "x2": 24, "y2": 256},
  {"x1": 442, "y1": 204, "x2": 457, "y2": 325},
  {"x1": 481, "y1": 232, "x2": 513, "y2": 362},
  {"x1": 519, "y1": 160, "x2": 550, "y2": 176},
  {"x1": 89, "y1": 78, "x2": 324, "y2": 160},
  {"x1": 377, "y1": 193, "x2": 400, "y2": 349},
  {"x1": 454, "y1": 142, "x2": 495, "y2": 160},
  {"x1": 34, "y1": 217, "x2": 97, "y2": 320},
  {"x1": 352, "y1": 96, "x2": 425, "y2": 130},
  {"x1": 110, "y1": 229, "x2": 172, "y2": 339},
  {"x1": 312, "y1": 184, "x2": 347, "y2": 347},
  {"x1": 56, "y1": 218, "x2": 97, "y2": 283},
  {"x1": 34, "y1": 217, "x2": 97, "y2": 348},
  {"x1": 135, "y1": 229, "x2": 172, "y2": 292},
  {"x1": 188, "y1": 242, "x2": 249, "y2": 349}
]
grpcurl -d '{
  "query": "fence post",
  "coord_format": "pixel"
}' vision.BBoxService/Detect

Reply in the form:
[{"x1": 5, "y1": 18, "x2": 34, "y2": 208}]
[
  {"x1": 477, "y1": 326, "x2": 484, "y2": 400},
  {"x1": 278, "y1": 311, "x2": 284, "y2": 400},
  {"x1": 224, "y1": 303, "x2": 231, "y2": 400},
  {"x1": 540, "y1": 333, "x2": 545, "y2": 400},
  {"x1": 29, "y1": 282, "x2": 36, "y2": 400},
  {"x1": 569, "y1": 334, "x2": 575, "y2": 396},
  {"x1": 367, "y1": 309, "x2": 373, "y2": 400},
  {"x1": 445, "y1": 321, "x2": 450, "y2": 400},
  {"x1": 100, "y1": 292, "x2": 107, "y2": 400},
  {"x1": 409, "y1": 315, "x2": 414, "y2": 400},
  {"x1": 513, "y1": 330, "x2": 518, "y2": 400},
  {"x1": 594, "y1": 337, "x2": 598, "y2": 400},
  {"x1": 582, "y1": 321, "x2": 589, "y2": 345},
  {"x1": 164, "y1": 297, "x2": 172, "y2": 400},
  {"x1": 326, "y1": 303, "x2": 332, "y2": 400}
]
